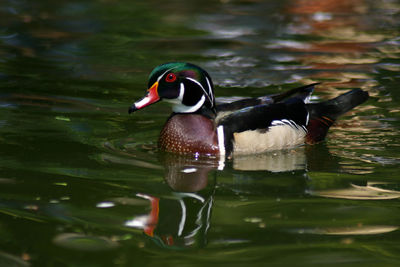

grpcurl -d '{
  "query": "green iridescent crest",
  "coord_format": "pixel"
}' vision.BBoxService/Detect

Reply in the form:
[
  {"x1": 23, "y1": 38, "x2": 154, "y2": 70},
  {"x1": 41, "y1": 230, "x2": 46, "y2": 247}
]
[{"x1": 147, "y1": 62, "x2": 204, "y2": 87}]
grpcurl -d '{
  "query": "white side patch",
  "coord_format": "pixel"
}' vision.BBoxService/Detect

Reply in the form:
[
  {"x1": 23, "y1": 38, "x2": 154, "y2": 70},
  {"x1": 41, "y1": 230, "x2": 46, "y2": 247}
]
[
  {"x1": 217, "y1": 125, "x2": 226, "y2": 157},
  {"x1": 217, "y1": 125, "x2": 226, "y2": 170},
  {"x1": 233, "y1": 121, "x2": 307, "y2": 155}
]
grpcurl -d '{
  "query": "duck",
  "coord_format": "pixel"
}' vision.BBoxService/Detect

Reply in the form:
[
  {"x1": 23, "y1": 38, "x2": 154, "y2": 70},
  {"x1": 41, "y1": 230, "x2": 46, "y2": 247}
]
[{"x1": 129, "y1": 62, "x2": 369, "y2": 158}]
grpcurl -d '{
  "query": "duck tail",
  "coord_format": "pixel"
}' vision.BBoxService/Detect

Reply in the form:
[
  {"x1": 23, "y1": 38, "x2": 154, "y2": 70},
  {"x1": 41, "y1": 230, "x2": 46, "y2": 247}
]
[
  {"x1": 305, "y1": 89, "x2": 369, "y2": 144},
  {"x1": 271, "y1": 83, "x2": 318, "y2": 103}
]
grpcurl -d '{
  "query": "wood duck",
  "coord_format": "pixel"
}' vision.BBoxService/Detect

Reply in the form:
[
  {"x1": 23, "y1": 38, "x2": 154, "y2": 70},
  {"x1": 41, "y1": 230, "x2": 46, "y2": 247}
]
[{"x1": 129, "y1": 62, "x2": 369, "y2": 158}]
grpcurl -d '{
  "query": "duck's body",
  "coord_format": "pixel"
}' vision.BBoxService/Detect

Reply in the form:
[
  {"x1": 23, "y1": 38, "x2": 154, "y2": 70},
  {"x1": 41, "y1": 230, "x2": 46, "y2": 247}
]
[{"x1": 129, "y1": 62, "x2": 369, "y2": 158}]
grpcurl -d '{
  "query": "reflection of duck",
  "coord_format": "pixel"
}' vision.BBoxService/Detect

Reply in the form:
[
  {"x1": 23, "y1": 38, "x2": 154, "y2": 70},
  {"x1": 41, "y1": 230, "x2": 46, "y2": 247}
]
[
  {"x1": 126, "y1": 190, "x2": 214, "y2": 249},
  {"x1": 161, "y1": 147, "x2": 308, "y2": 174},
  {"x1": 131, "y1": 147, "x2": 331, "y2": 249},
  {"x1": 129, "y1": 62, "x2": 368, "y2": 158},
  {"x1": 233, "y1": 148, "x2": 306, "y2": 172},
  {"x1": 126, "y1": 149, "x2": 311, "y2": 249},
  {"x1": 160, "y1": 153, "x2": 219, "y2": 192},
  {"x1": 124, "y1": 157, "x2": 216, "y2": 249}
]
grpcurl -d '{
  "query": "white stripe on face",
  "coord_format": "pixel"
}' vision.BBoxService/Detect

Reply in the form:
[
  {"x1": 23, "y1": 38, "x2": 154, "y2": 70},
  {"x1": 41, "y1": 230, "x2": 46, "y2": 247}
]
[
  {"x1": 178, "y1": 82, "x2": 185, "y2": 101},
  {"x1": 156, "y1": 67, "x2": 176, "y2": 82},
  {"x1": 205, "y1": 76, "x2": 214, "y2": 104},
  {"x1": 305, "y1": 112, "x2": 310, "y2": 126},
  {"x1": 172, "y1": 95, "x2": 206, "y2": 113},
  {"x1": 185, "y1": 77, "x2": 213, "y2": 107}
]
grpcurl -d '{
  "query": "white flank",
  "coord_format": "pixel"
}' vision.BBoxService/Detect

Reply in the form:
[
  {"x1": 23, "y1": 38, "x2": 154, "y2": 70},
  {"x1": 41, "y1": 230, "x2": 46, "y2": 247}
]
[
  {"x1": 217, "y1": 125, "x2": 226, "y2": 157},
  {"x1": 233, "y1": 120, "x2": 307, "y2": 154}
]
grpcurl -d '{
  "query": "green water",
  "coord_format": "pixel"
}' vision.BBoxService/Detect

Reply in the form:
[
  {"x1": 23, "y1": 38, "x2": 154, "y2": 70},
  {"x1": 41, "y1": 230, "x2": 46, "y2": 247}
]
[{"x1": 1, "y1": 0, "x2": 400, "y2": 266}]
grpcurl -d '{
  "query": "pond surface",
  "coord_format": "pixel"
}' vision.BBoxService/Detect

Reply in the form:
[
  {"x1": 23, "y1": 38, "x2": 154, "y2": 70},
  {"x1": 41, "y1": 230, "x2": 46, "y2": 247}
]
[{"x1": 1, "y1": 0, "x2": 400, "y2": 266}]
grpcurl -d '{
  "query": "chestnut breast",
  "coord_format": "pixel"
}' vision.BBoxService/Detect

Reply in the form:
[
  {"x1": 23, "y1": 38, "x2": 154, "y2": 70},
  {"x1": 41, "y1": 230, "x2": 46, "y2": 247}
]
[{"x1": 158, "y1": 114, "x2": 219, "y2": 155}]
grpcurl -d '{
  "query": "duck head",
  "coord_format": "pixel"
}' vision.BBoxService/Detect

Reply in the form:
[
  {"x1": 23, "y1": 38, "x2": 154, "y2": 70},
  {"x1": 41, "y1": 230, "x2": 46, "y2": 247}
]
[{"x1": 129, "y1": 62, "x2": 216, "y2": 114}]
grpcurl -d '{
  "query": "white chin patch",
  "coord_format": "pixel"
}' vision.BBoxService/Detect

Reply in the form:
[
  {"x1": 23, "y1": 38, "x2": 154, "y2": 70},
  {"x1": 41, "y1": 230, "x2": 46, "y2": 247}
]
[{"x1": 172, "y1": 95, "x2": 206, "y2": 113}]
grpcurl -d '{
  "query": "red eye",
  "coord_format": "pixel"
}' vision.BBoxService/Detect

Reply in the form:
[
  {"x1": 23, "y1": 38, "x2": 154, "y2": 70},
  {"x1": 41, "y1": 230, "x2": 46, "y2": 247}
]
[{"x1": 165, "y1": 73, "x2": 177, "y2": 83}]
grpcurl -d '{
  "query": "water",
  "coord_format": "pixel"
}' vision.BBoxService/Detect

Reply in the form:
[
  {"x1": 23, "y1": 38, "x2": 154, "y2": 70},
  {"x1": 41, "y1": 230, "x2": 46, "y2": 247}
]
[{"x1": 0, "y1": 0, "x2": 400, "y2": 265}]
